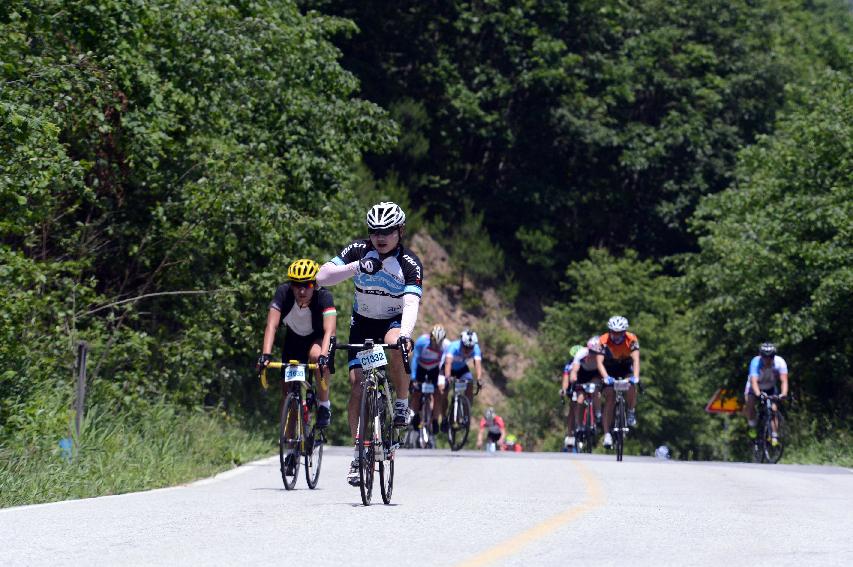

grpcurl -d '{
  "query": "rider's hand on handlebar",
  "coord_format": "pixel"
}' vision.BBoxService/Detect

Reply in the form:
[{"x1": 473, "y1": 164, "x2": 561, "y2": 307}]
[
  {"x1": 256, "y1": 353, "x2": 272, "y2": 375},
  {"x1": 604, "y1": 376, "x2": 615, "y2": 385},
  {"x1": 397, "y1": 335, "x2": 412, "y2": 353},
  {"x1": 629, "y1": 375, "x2": 639, "y2": 385},
  {"x1": 559, "y1": 388, "x2": 566, "y2": 398},
  {"x1": 317, "y1": 354, "x2": 329, "y2": 370},
  {"x1": 358, "y1": 257, "x2": 382, "y2": 275}
]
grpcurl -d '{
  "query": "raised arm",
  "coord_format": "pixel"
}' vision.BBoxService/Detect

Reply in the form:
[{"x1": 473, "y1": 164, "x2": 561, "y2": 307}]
[{"x1": 317, "y1": 260, "x2": 358, "y2": 286}]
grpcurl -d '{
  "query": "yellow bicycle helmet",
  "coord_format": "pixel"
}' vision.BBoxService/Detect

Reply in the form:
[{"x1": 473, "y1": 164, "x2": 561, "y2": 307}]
[{"x1": 287, "y1": 258, "x2": 319, "y2": 282}]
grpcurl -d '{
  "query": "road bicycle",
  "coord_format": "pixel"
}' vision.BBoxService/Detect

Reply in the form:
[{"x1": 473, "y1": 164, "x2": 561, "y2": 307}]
[
  {"x1": 405, "y1": 380, "x2": 437, "y2": 449},
  {"x1": 752, "y1": 394, "x2": 786, "y2": 464},
  {"x1": 261, "y1": 360, "x2": 325, "y2": 490},
  {"x1": 569, "y1": 382, "x2": 599, "y2": 454},
  {"x1": 331, "y1": 338, "x2": 409, "y2": 506},
  {"x1": 611, "y1": 378, "x2": 631, "y2": 462},
  {"x1": 446, "y1": 377, "x2": 480, "y2": 451}
]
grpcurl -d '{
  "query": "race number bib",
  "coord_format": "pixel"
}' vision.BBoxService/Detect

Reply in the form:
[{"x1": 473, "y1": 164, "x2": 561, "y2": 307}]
[
  {"x1": 421, "y1": 382, "x2": 435, "y2": 394},
  {"x1": 284, "y1": 365, "x2": 307, "y2": 383},
  {"x1": 357, "y1": 346, "x2": 388, "y2": 371}
]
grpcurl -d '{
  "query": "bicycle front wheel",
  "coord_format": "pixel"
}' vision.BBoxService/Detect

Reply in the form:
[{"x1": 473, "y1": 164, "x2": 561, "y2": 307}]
[
  {"x1": 448, "y1": 394, "x2": 471, "y2": 451},
  {"x1": 420, "y1": 395, "x2": 433, "y2": 449},
  {"x1": 279, "y1": 393, "x2": 301, "y2": 490},
  {"x1": 358, "y1": 381, "x2": 376, "y2": 505},
  {"x1": 614, "y1": 400, "x2": 626, "y2": 462},
  {"x1": 763, "y1": 412, "x2": 785, "y2": 464},
  {"x1": 378, "y1": 392, "x2": 395, "y2": 504},
  {"x1": 304, "y1": 396, "x2": 324, "y2": 489}
]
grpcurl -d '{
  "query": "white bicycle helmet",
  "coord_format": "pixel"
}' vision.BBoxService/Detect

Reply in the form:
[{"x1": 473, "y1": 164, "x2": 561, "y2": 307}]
[
  {"x1": 461, "y1": 329, "x2": 478, "y2": 347},
  {"x1": 759, "y1": 342, "x2": 776, "y2": 356},
  {"x1": 366, "y1": 201, "x2": 406, "y2": 230},
  {"x1": 430, "y1": 324, "x2": 447, "y2": 345},
  {"x1": 607, "y1": 316, "x2": 629, "y2": 332}
]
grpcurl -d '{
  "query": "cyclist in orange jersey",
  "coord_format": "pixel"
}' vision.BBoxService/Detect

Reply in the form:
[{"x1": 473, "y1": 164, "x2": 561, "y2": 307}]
[{"x1": 591, "y1": 316, "x2": 640, "y2": 448}]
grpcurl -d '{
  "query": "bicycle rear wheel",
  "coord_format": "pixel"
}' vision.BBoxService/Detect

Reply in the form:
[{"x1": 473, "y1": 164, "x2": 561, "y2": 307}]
[
  {"x1": 763, "y1": 412, "x2": 785, "y2": 464},
  {"x1": 614, "y1": 399, "x2": 626, "y2": 462},
  {"x1": 279, "y1": 393, "x2": 301, "y2": 490},
  {"x1": 378, "y1": 392, "x2": 395, "y2": 504},
  {"x1": 358, "y1": 381, "x2": 376, "y2": 505},
  {"x1": 447, "y1": 394, "x2": 471, "y2": 451},
  {"x1": 304, "y1": 396, "x2": 324, "y2": 489}
]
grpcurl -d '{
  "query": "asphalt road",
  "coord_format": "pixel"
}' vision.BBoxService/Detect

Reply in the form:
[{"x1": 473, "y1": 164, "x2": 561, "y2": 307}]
[{"x1": 2, "y1": 447, "x2": 852, "y2": 566}]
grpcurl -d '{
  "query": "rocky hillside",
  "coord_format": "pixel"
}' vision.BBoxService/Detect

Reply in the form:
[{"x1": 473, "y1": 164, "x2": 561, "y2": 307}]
[{"x1": 408, "y1": 232, "x2": 538, "y2": 408}]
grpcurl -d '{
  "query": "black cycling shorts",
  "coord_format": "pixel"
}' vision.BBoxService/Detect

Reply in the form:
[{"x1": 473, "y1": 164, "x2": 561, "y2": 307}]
[
  {"x1": 487, "y1": 431, "x2": 502, "y2": 443},
  {"x1": 603, "y1": 358, "x2": 633, "y2": 379},
  {"x1": 347, "y1": 312, "x2": 402, "y2": 369},
  {"x1": 575, "y1": 366, "x2": 599, "y2": 384},
  {"x1": 450, "y1": 364, "x2": 472, "y2": 380},
  {"x1": 414, "y1": 365, "x2": 439, "y2": 385},
  {"x1": 281, "y1": 331, "x2": 321, "y2": 367}
]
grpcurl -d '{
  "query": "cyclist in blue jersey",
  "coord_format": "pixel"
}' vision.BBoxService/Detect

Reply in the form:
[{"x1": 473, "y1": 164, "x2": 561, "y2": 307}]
[
  {"x1": 439, "y1": 329, "x2": 483, "y2": 432},
  {"x1": 410, "y1": 324, "x2": 451, "y2": 433},
  {"x1": 317, "y1": 201, "x2": 423, "y2": 486},
  {"x1": 745, "y1": 342, "x2": 789, "y2": 444}
]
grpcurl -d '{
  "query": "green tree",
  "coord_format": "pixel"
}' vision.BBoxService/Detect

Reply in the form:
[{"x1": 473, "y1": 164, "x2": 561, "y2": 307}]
[
  {"x1": 687, "y1": 70, "x2": 853, "y2": 419},
  {"x1": 1, "y1": 0, "x2": 395, "y2": 443},
  {"x1": 511, "y1": 249, "x2": 717, "y2": 458}
]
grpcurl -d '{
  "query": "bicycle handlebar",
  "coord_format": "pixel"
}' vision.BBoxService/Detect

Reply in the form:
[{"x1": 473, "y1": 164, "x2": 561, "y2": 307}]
[
  {"x1": 260, "y1": 360, "x2": 319, "y2": 390},
  {"x1": 266, "y1": 361, "x2": 320, "y2": 370},
  {"x1": 328, "y1": 336, "x2": 411, "y2": 375}
]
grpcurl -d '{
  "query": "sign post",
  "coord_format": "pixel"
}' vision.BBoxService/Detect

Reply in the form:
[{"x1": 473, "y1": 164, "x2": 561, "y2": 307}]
[{"x1": 75, "y1": 341, "x2": 88, "y2": 439}]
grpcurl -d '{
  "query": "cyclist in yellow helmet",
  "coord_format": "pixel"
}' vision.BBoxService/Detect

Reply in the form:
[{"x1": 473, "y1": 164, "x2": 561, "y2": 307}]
[{"x1": 257, "y1": 259, "x2": 337, "y2": 433}]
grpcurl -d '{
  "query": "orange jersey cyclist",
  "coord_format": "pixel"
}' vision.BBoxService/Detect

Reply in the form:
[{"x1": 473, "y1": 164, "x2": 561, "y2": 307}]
[
  {"x1": 591, "y1": 315, "x2": 640, "y2": 448},
  {"x1": 317, "y1": 201, "x2": 423, "y2": 487}
]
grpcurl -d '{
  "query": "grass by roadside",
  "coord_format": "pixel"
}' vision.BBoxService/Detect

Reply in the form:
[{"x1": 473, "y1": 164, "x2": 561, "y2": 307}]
[{"x1": 0, "y1": 403, "x2": 273, "y2": 508}]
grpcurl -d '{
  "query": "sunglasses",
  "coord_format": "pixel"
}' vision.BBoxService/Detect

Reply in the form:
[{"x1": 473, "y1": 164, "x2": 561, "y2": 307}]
[
  {"x1": 292, "y1": 282, "x2": 315, "y2": 289},
  {"x1": 369, "y1": 226, "x2": 398, "y2": 236}
]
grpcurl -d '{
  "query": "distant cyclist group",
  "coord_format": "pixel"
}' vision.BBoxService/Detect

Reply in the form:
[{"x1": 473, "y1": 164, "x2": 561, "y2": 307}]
[{"x1": 255, "y1": 200, "x2": 792, "y2": 499}]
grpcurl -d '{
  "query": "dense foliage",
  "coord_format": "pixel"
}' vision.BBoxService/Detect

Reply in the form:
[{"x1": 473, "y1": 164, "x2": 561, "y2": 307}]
[
  {"x1": 1, "y1": 0, "x2": 393, "y2": 450},
  {"x1": 1, "y1": 0, "x2": 851, "y2": 491},
  {"x1": 308, "y1": 0, "x2": 852, "y2": 291}
]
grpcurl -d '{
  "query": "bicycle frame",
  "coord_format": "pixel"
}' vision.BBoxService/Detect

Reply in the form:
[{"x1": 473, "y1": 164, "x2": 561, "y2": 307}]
[
  {"x1": 572, "y1": 382, "x2": 598, "y2": 453},
  {"x1": 331, "y1": 338, "x2": 409, "y2": 505},
  {"x1": 261, "y1": 360, "x2": 322, "y2": 489},
  {"x1": 611, "y1": 379, "x2": 631, "y2": 462},
  {"x1": 447, "y1": 377, "x2": 479, "y2": 451},
  {"x1": 416, "y1": 382, "x2": 436, "y2": 448},
  {"x1": 754, "y1": 395, "x2": 785, "y2": 464}
]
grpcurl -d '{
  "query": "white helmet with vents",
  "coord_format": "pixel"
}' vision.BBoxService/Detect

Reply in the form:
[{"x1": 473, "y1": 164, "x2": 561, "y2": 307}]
[
  {"x1": 460, "y1": 329, "x2": 478, "y2": 347},
  {"x1": 430, "y1": 324, "x2": 447, "y2": 345},
  {"x1": 366, "y1": 201, "x2": 406, "y2": 230},
  {"x1": 607, "y1": 316, "x2": 629, "y2": 332}
]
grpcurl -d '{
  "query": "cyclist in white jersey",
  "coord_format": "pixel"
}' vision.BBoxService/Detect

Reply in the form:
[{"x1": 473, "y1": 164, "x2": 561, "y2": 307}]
[
  {"x1": 317, "y1": 201, "x2": 423, "y2": 486},
  {"x1": 745, "y1": 342, "x2": 789, "y2": 442}
]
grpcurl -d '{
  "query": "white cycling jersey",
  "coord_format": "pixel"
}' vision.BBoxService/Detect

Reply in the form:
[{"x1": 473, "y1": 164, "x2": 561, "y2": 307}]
[
  {"x1": 745, "y1": 355, "x2": 788, "y2": 393},
  {"x1": 330, "y1": 239, "x2": 423, "y2": 319}
]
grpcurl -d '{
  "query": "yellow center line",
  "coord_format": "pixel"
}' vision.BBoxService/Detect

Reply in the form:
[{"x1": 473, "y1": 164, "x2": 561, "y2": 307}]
[{"x1": 455, "y1": 460, "x2": 605, "y2": 567}]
